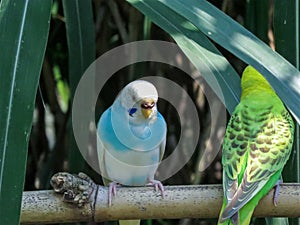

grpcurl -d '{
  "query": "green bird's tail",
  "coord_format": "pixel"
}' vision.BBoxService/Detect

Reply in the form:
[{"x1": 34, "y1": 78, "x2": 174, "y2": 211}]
[
  {"x1": 217, "y1": 197, "x2": 254, "y2": 225},
  {"x1": 217, "y1": 210, "x2": 253, "y2": 225},
  {"x1": 119, "y1": 220, "x2": 140, "y2": 225}
]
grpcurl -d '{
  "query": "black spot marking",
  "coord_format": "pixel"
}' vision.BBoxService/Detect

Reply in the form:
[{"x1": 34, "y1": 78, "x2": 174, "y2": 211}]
[
  {"x1": 240, "y1": 142, "x2": 247, "y2": 149},
  {"x1": 231, "y1": 142, "x2": 239, "y2": 148},
  {"x1": 259, "y1": 147, "x2": 269, "y2": 153},
  {"x1": 229, "y1": 132, "x2": 235, "y2": 140},
  {"x1": 237, "y1": 134, "x2": 244, "y2": 141},
  {"x1": 250, "y1": 143, "x2": 257, "y2": 151}
]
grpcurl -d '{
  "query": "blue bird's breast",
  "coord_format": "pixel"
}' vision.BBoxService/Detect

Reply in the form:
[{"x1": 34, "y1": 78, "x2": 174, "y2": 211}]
[
  {"x1": 97, "y1": 107, "x2": 166, "y2": 186},
  {"x1": 98, "y1": 108, "x2": 166, "y2": 152}
]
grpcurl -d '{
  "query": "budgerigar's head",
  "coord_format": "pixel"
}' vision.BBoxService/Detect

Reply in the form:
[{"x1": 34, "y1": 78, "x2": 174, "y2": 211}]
[
  {"x1": 241, "y1": 66, "x2": 275, "y2": 99},
  {"x1": 118, "y1": 80, "x2": 159, "y2": 123}
]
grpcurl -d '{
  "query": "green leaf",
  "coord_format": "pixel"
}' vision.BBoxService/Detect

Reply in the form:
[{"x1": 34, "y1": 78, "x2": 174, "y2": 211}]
[
  {"x1": 127, "y1": 0, "x2": 241, "y2": 114},
  {"x1": 62, "y1": 0, "x2": 95, "y2": 172},
  {"x1": 245, "y1": 0, "x2": 269, "y2": 44},
  {"x1": 62, "y1": 0, "x2": 95, "y2": 96},
  {"x1": 274, "y1": 0, "x2": 300, "y2": 182},
  {"x1": 156, "y1": 0, "x2": 300, "y2": 124},
  {"x1": 274, "y1": 0, "x2": 299, "y2": 68},
  {"x1": 274, "y1": 1, "x2": 300, "y2": 224},
  {"x1": 53, "y1": 64, "x2": 70, "y2": 113},
  {"x1": 0, "y1": 0, "x2": 52, "y2": 223}
]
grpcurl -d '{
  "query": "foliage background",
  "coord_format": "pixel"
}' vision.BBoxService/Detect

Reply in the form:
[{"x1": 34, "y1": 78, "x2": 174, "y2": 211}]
[{"x1": 0, "y1": 0, "x2": 299, "y2": 225}]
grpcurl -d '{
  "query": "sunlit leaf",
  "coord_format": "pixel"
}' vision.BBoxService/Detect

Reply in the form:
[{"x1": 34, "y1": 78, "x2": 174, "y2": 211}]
[{"x1": 128, "y1": 0, "x2": 241, "y2": 114}]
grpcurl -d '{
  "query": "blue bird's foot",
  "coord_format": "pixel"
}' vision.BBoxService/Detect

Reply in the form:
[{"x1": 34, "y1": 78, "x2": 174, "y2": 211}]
[
  {"x1": 146, "y1": 179, "x2": 165, "y2": 198},
  {"x1": 108, "y1": 181, "x2": 120, "y2": 206},
  {"x1": 273, "y1": 179, "x2": 282, "y2": 206}
]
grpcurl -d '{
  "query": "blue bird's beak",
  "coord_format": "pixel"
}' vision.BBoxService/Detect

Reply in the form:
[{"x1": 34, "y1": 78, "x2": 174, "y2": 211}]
[
  {"x1": 142, "y1": 108, "x2": 152, "y2": 118},
  {"x1": 141, "y1": 99, "x2": 155, "y2": 119}
]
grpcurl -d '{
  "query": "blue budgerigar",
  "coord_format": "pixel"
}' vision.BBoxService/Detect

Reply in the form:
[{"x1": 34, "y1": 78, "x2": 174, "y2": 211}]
[{"x1": 97, "y1": 80, "x2": 167, "y2": 225}]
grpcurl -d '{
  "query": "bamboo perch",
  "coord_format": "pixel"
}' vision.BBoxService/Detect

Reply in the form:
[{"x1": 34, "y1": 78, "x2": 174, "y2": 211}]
[{"x1": 21, "y1": 172, "x2": 300, "y2": 224}]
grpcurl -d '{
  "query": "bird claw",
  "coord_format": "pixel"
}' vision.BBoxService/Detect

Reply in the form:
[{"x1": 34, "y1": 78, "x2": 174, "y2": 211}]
[
  {"x1": 108, "y1": 181, "x2": 120, "y2": 206},
  {"x1": 147, "y1": 179, "x2": 165, "y2": 198},
  {"x1": 273, "y1": 179, "x2": 282, "y2": 206}
]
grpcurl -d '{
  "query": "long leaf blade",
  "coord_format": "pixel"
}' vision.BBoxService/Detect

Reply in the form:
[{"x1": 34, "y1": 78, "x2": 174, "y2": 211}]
[
  {"x1": 0, "y1": 0, "x2": 52, "y2": 223},
  {"x1": 62, "y1": 0, "x2": 95, "y2": 172},
  {"x1": 274, "y1": 1, "x2": 300, "y2": 224},
  {"x1": 159, "y1": 0, "x2": 300, "y2": 124},
  {"x1": 62, "y1": 0, "x2": 95, "y2": 95},
  {"x1": 128, "y1": 0, "x2": 241, "y2": 114}
]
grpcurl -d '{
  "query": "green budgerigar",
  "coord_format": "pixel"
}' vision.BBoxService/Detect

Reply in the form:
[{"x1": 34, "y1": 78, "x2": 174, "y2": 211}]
[{"x1": 218, "y1": 66, "x2": 294, "y2": 225}]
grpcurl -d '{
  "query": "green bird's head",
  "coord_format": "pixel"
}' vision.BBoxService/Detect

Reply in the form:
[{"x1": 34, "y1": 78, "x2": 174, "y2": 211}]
[{"x1": 241, "y1": 66, "x2": 275, "y2": 100}]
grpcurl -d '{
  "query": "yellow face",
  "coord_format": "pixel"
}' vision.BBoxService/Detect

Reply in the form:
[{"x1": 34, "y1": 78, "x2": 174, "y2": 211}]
[{"x1": 141, "y1": 98, "x2": 155, "y2": 119}]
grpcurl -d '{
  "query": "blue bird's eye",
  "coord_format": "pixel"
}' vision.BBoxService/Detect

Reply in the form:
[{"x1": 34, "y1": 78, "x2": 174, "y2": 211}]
[{"x1": 128, "y1": 108, "x2": 137, "y2": 117}]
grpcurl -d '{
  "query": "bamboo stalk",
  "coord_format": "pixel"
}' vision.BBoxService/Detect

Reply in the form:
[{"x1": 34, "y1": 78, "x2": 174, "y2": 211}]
[
  {"x1": 21, "y1": 190, "x2": 93, "y2": 224},
  {"x1": 94, "y1": 183, "x2": 300, "y2": 221},
  {"x1": 20, "y1": 173, "x2": 300, "y2": 224}
]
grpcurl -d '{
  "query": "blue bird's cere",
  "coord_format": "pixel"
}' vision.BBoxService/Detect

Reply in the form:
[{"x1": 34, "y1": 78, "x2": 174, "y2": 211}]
[{"x1": 97, "y1": 80, "x2": 167, "y2": 210}]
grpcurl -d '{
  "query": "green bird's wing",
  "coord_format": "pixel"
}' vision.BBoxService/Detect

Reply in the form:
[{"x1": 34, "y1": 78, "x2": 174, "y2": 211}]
[{"x1": 221, "y1": 102, "x2": 294, "y2": 221}]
